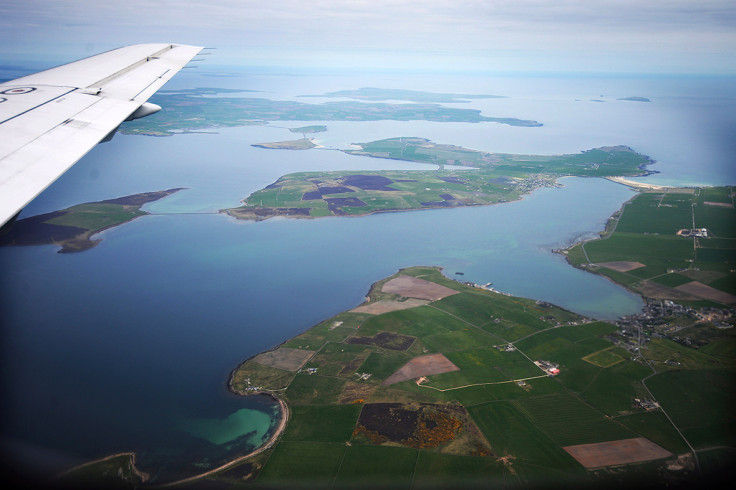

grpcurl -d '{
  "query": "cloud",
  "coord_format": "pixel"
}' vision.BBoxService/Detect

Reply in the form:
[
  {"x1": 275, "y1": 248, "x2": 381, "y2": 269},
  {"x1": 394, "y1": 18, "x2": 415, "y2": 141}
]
[{"x1": 2, "y1": 0, "x2": 735, "y2": 73}]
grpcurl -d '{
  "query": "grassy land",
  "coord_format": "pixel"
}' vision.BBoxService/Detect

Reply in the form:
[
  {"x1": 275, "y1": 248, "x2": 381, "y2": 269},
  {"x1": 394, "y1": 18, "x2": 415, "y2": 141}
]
[
  {"x1": 213, "y1": 267, "x2": 731, "y2": 488},
  {"x1": 289, "y1": 125, "x2": 328, "y2": 133},
  {"x1": 565, "y1": 186, "x2": 736, "y2": 306},
  {"x1": 222, "y1": 140, "x2": 651, "y2": 221},
  {"x1": 0, "y1": 189, "x2": 182, "y2": 253},
  {"x1": 645, "y1": 369, "x2": 736, "y2": 449}
]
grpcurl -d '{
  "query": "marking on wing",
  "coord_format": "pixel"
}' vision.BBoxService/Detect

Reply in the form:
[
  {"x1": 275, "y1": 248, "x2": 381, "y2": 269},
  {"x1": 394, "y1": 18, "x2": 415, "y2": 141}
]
[
  {"x1": 0, "y1": 86, "x2": 78, "y2": 125},
  {"x1": 1, "y1": 87, "x2": 37, "y2": 95}
]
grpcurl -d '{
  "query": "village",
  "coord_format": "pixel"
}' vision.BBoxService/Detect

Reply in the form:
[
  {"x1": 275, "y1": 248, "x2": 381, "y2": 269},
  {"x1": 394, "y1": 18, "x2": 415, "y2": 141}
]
[{"x1": 611, "y1": 298, "x2": 734, "y2": 353}]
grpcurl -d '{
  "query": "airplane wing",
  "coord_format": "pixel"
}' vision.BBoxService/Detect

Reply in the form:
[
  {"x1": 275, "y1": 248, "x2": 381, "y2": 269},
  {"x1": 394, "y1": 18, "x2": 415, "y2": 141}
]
[{"x1": 0, "y1": 43, "x2": 203, "y2": 227}]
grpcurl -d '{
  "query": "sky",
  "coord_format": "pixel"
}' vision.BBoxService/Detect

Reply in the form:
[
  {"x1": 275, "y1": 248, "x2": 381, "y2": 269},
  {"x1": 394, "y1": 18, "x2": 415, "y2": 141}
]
[{"x1": 1, "y1": 0, "x2": 735, "y2": 74}]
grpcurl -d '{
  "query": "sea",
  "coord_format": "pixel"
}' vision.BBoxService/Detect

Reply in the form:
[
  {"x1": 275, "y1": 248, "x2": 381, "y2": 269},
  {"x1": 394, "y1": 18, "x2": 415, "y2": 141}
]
[{"x1": 1, "y1": 64, "x2": 734, "y2": 482}]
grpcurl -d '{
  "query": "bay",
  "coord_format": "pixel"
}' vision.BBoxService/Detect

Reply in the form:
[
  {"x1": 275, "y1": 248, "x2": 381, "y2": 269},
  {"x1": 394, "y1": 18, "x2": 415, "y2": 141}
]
[{"x1": 0, "y1": 176, "x2": 640, "y2": 480}]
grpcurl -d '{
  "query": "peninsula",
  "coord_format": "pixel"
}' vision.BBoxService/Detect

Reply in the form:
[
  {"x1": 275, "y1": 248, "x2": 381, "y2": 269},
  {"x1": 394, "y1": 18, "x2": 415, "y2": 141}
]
[
  {"x1": 119, "y1": 88, "x2": 541, "y2": 137},
  {"x1": 217, "y1": 266, "x2": 731, "y2": 488},
  {"x1": 0, "y1": 189, "x2": 183, "y2": 253},
  {"x1": 222, "y1": 138, "x2": 652, "y2": 221},
  {"x1": 563, "y1": 184, "x2": 735, "y2": 315}
]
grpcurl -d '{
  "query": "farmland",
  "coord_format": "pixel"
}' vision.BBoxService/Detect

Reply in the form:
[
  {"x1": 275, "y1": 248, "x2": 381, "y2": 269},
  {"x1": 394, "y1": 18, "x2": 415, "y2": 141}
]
[
  {"x1": 565, "y1": 186, "x2": 736, "y2": 307},
  {"x1": 212, "y1": 267, "x2": 730, "y2": 488}
]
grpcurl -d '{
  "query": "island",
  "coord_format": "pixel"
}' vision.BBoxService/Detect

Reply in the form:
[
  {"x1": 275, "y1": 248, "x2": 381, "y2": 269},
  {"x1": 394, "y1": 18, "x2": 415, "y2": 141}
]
[
  {"x1": 222, "y1": 138, "x2": 652, "y2": 221},
  {"x1": 299, "y1": 87, "x2": 506, "y2": 103},
  {"x1": 0, "y1": 189, "x2": 183, "y2": 253},
  {"x1": 617, "y1": 96, "x2": 651, "y2": 102},
  {"x1": 289, "y1": 125, "x2": 327, "y2": 134},
  {"x1": 252, "y1": 138, "x2": 317, "y2": 150},
  {"x1": 119, "y1": 88, "x2": 541, "y2": 137}
]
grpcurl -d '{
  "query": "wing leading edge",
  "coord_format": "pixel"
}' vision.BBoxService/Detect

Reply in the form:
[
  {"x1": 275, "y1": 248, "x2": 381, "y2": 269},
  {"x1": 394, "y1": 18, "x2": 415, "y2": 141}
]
[{"x1": 0, "y1": 43, "x2": 203, "y2": 227}]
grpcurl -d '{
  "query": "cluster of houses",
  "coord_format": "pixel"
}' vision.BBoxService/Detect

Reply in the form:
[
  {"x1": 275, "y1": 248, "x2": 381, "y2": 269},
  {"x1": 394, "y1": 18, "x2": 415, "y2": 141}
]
[
  {"x1": 534, "y1": 360, "x2": 560, "y2": 376},
  {"x1": 677, "y1": 228, "x2": 708, "y2": 237},
  {"x1": 633, "y1": 398, "x2": 660, "y2": 411}
]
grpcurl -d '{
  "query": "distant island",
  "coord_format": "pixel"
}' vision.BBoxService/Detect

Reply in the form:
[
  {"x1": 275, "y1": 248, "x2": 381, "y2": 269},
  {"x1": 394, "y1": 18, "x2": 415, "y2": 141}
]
[
  {"x1": 299, "y1": 87, "x2": 506, "y2": 103},
  {"x1": 252, "y1": 138, "x2": 317, "y2": 150},
  {"x1": 0, "y1": 189, "x2": 182, "y2": 253},
  {"x1": 617, "y1": 96, "x2": 651, "y2": 102},
  {"x1": 289, "y1": 125, "x2": 327, "y2": 134},
  {"x1": 223, "y1": 138, "x2": 652, "y2": 221},
  {"x1": 120, "y1": 88, "x2": 541, "y2": 137}
]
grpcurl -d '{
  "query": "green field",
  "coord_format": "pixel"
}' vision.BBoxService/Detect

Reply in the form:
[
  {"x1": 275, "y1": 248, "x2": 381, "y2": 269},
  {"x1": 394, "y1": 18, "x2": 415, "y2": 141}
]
[
  {"x1": 646, "y1": 369, "x2": 736, "y2": 448},
  {"x1": 256, "y1": 441, "x2": 347, "y2": 487},
  {"x1": 582, "y1": 347, "x2": 625, "y2": 367},
  {"x1": 282, "y1": 405, "x2": 362, "y2": 442},
  {"x1": 512, "y1": 393, "x2": 637, "y2": 446},
  {"x1": 567, "y1": 187, "x2": 736, "y2": 305},
  {"x1": 467, "y1": 401, "x2": 584, "y2": 474}
]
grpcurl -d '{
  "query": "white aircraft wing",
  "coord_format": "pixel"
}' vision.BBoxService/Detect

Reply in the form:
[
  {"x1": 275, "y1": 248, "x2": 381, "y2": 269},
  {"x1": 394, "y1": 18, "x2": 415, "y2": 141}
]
[{"x1": 0, "y1": 43, "x2": 203, "y2": 227}]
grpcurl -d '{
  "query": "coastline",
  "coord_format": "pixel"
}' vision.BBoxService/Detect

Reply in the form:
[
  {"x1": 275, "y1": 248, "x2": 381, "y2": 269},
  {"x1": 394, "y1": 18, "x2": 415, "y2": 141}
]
[
  {"x1": 54, "y1": 395, "x2": 290, "y2": 488},
  {"x1": 221, "y1": 177, "x2": 560, "y2": 222},
  {"x1": 605, "y1": 176, "x2": 669, "y2": 191},
  {"x1": 154, "y1": 393, "x2": 290, "y2": 488},
  {"x1": 221, "y1": 142, "x2": 655, "y2": 222},
  {"x1": 56, "y1": 452, "x2": 150, "y2": 485}
]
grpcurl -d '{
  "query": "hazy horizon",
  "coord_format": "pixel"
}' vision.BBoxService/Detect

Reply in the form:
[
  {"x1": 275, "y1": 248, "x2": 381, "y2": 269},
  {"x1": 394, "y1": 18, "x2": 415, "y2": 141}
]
[{"x1": 1, "y1": 1, "x2": 735, "y2": 75}]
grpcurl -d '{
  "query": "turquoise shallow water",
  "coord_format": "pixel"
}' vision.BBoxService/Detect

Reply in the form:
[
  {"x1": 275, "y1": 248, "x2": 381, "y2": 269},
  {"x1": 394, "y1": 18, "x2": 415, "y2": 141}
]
[
  {"x1": 0, "y1": 70, "x2": 733, "y2": 482},
  {"x1": 182, "y1": 408, "x2": 273, "y2": 446}
]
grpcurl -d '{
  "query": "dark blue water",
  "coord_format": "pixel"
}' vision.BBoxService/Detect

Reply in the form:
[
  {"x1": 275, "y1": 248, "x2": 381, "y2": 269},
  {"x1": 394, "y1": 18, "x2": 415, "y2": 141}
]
[{"x1": 0, "y1": 176, "x2": 640, "y2": 480}]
